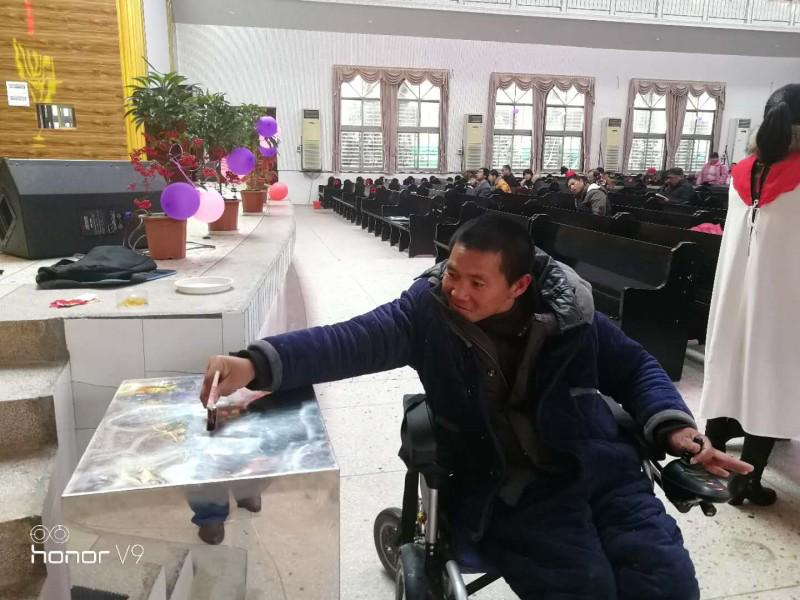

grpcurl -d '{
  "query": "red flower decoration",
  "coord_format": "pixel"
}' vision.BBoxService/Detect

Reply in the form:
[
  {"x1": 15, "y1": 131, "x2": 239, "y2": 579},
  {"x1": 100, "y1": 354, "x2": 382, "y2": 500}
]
[
  {"x1": 133, "y1": 198, "x2": 152, "y2": 211},
  {"x1": 127, "y1": 183, "x2": 137, "y2": 191}
]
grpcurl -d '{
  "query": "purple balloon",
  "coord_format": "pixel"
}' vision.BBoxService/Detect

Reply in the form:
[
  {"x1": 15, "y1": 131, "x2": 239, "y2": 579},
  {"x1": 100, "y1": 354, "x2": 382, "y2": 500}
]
[
  {"x1": 256, "y1": 116, "x2": 278, "y2": 138},
  {"x1": 161, "y1": 182, "x2": 200, "y2": 220},
  {"x1": 227, "y1": 147, "x2": 256, "y2": 176},
  {"x1": 259, "y1": 145, "x2": 278, "y2": 158}
]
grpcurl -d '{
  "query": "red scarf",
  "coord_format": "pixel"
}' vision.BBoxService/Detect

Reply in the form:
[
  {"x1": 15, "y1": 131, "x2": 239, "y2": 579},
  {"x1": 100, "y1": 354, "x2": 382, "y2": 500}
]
[{"x1": 731, "y1": 152, "x2": 800, "y2": 207}]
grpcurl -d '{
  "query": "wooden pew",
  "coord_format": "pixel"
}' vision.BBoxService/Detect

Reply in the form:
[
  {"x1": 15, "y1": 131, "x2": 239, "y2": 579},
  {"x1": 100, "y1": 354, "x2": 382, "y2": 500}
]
[
  {"x1": 434, "y1": 201, "x2": 483, "y2": 261},
  {"x1": 522, "y1": 201, "x2": 721, "y2": 343},
  {"x1": 529, "y1": 215, "x2": 701, "y2": 380},
  {"x1": 379, "y1": 194, "x2": 436, "y2": 256},
  {"x1": 361, "y1": 188, "x2": 397, "y2": 233},
  {"x1": 333, "y1": 191, "x2": 357, "y2": 221}
]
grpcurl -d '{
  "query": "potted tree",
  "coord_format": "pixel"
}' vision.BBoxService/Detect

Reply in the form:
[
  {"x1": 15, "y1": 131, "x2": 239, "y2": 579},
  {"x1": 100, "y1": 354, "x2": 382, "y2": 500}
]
[
  {"x1": 127, "y1": 197, "x2": 188, "y2": 260},
  {"x1": 125, "y1": 69, "x2": 200, "y2": 182},
  {"x1": 189, "y1": 92, "x2": 242, "y2": 231}
]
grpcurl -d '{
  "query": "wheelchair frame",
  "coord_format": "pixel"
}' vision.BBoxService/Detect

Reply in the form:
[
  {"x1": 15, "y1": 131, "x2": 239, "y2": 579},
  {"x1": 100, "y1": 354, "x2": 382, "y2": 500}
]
[{"x1": 374, "y1": 394, "x2": 731, "y2": 599}]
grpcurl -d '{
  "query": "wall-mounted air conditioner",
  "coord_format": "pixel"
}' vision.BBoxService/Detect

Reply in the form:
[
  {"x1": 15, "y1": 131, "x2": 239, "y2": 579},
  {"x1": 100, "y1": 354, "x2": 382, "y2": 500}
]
[
  {"x1": 726, "y1": 118, "x2": 752, "y2": 164},
  {"x1": 463, "y1": 114, "x2": 483, "y2": 171},
  {"x1": 600, "y1": 117, "x2": 623, "y2": 172},
  {"x1": 301, "y1": 109, "x2": 321, "y2": 171}
]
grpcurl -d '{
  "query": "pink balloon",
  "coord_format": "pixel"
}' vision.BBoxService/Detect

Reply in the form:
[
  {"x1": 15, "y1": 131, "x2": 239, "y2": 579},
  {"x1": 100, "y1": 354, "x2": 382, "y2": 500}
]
[
  {"x1": 194, "y1": 189, "x2": 225, "y2": 223},
  {"x1": 161, "y1": 182, "x2": 200, "y2": 220},
  {"x1": 269, "y1": 182, "x2": 288, "y2": 201}
]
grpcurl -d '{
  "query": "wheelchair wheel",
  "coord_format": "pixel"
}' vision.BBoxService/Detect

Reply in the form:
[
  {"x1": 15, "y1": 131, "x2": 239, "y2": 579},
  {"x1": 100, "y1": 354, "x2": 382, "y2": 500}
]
[
  {"x1": 396, "y1": 543, "x2": 440, "y2": 600},
  {"x1": 374, "y1": 507, "x2": 403, "y2": 578}
]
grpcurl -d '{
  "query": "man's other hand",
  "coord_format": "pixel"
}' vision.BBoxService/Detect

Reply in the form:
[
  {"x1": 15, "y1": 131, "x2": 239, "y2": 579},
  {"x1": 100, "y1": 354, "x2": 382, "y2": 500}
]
[
  {"x1": 667, "y1": 427, "x2": 754, "y2": 478},
  {"x1": 200, "y1": 355, "x2": 256, "y2": 407}
]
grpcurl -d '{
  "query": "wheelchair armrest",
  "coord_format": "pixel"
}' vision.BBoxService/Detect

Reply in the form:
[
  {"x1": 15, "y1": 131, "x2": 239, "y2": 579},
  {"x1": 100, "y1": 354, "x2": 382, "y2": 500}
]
[
  {"x1": 600, "y1": 395, "x2": 730, "y2": 514},
  {"x1": 600, "y1": 395, "x2": 658, "y2": 456},
  {"x1": 399, "y1": 394, "x2": 451, "y2": 489}
]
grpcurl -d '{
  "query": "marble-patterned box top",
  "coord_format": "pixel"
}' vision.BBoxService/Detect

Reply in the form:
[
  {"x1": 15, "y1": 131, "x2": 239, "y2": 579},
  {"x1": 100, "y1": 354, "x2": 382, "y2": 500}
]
[{"x1": 64, "y1": 376, "x2": 337, "y2": 496}]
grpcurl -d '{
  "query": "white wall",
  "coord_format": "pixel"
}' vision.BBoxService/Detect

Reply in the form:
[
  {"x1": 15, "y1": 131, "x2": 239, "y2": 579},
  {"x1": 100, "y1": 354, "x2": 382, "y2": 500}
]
[
  {"x1": 144, "y1": 0, "x2": 172, "y2": 73},
  {"x1": 175, "y1": 23, "x2": 800, "y2": 203}
]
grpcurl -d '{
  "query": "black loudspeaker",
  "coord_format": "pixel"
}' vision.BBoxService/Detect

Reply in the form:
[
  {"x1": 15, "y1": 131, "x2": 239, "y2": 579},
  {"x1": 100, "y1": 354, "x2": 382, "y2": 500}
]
[{"x1": 0, "y1": 158, "x2": 164, "y2": 259}]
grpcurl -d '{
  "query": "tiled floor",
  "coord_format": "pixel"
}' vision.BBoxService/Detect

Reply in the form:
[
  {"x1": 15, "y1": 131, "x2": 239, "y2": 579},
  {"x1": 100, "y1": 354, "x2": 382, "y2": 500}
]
[{"x1": 290, "y1": 206, "x2": 800, "y2": 600}]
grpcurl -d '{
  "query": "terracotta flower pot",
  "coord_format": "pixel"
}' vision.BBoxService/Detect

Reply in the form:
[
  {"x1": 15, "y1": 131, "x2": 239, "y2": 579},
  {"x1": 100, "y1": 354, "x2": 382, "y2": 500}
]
[
  {"x1": 142, "y1": 215, "x2": 187, "y2": 260},
  {"x1": 241, "y1": 190, "x2": 266, "y2": 213},
  {"x1": 209, "y1": 199, "x2": 240, "y2": 231}
]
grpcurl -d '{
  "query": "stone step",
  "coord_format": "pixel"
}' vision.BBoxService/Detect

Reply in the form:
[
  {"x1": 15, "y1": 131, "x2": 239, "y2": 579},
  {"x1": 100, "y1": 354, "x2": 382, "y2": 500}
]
[
  {"x1": 0, "y1": 447, "x2": 57, "y2": 597},
  {"x1": 0, "y1": 362, "x2": 65, "y2": 458},
  {"x1": 0, "y1": 319, "x2": 68, "y2": 365}
]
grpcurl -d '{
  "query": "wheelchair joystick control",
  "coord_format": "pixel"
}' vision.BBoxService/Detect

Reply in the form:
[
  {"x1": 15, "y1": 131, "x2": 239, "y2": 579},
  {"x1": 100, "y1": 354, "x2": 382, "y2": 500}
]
[{"x1": 663, "y1": 449, "x2": 731, "y2": 510}]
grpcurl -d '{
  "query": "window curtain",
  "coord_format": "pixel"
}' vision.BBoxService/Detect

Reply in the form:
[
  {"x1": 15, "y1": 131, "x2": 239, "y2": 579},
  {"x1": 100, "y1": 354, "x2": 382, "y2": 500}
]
[
  {"x1": 332, "y1": 65, "x2": 449, "y2": 173},
  {"x1": 622, "y1": 79, "x2": 726, "y2": 173},
  {"x1": 485, "y1": 73, "x2": 595, "y2": 172}
]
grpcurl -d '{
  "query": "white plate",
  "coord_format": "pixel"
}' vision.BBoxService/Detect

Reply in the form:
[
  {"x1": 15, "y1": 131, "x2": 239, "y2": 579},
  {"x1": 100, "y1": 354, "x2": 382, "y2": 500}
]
[{"x1": 174, "y1": 276, "x2": 233, "y2": 295}]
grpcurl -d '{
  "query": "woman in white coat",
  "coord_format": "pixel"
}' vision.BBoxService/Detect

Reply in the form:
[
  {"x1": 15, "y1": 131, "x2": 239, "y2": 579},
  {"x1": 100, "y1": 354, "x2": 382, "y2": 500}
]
[{"x1": 700, "y1": 84, "x2": 800, "y2": 506}]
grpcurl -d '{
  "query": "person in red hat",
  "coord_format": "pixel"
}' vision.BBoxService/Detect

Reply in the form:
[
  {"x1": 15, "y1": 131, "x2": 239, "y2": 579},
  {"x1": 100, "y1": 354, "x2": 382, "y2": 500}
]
[{"x1": 644, "y1": 167, "x2": 659, "y2": 186}]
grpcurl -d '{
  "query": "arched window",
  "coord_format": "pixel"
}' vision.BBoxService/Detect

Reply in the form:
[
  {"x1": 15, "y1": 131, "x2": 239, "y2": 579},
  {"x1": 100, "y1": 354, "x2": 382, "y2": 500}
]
[
  {"x1": 675, "y1": 93, "x2": 717, "y2": 172},
  {"x1": 492, "y1": 83, "x2": 533, "y2": 171},
  {"x1": 397, "y1": 81, "x2": 440, "y2": 171},
  {"x1": 339, "y1": 76, "x2": 383, "y2": 171},
  {"x1": 542, "y1": 86, "x2": 585, "y2": 171},
  {"x1": 628, "y1": 90, "x2": 667, "y2": 172}
]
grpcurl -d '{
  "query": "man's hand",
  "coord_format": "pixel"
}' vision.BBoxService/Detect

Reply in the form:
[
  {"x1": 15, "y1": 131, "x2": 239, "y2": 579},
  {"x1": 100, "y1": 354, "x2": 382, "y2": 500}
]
[
  {"x1": 200, "y1": 355, "x2": 256, "y2": 407},
  {"x1": 667, "y1": 427, "x2": 754, "y2": 478}
]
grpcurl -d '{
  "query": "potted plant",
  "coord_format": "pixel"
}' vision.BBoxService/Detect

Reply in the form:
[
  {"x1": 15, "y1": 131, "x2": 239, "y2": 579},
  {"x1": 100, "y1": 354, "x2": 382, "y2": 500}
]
[
  {"x1": 125, "y1": 68, "x2": 201, "y2": 182},
  {"x1": 189, "y1": 92, "x2": 243, "y2": 231},
  {"x1": 126, "y1": 195, "x2": 188, "y2": 260}
]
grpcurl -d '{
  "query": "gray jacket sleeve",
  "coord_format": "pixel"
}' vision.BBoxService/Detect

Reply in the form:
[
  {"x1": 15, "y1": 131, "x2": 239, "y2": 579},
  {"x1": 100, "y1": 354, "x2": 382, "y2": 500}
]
[
  {"x1": 474, "y1": 181, "x2": 492, "y2": 198},
  {"x1": 586, "y1": 189, "x2": 609, "y2": 216}
]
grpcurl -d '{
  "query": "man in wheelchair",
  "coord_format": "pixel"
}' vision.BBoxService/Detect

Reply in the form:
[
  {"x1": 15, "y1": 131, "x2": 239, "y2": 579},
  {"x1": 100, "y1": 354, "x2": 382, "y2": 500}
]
[{"x1": 202, "y1": 214, "x2": 752, "y2": 599}]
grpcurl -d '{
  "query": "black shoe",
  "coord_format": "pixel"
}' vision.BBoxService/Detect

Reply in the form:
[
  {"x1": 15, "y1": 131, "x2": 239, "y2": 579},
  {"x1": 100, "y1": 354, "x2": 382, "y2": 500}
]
[
  {"x1": 198, "y1": 522, "x2": 225, "y2": 545},
  {"x1": 705, "y1": 418, "x2": 746, "y2": 453},
  {"x1": 236, "y1": 496, "x2": 262, "y2": 513},
  {"x1": 728, "y1": 475, "x2": 777, "y2": 506}
]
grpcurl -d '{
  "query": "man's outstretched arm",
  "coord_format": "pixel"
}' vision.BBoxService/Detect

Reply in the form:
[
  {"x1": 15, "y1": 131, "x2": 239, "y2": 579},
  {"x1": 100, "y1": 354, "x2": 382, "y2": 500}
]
[
  {"x1": 201, "y1": 282, "x2": 422, "y2": 404},
  {"x1": 594, "y1": 313, "x2": 751, "y2": 477}
]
